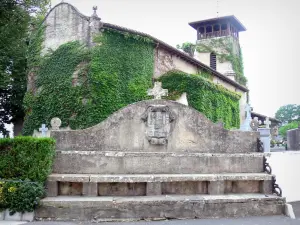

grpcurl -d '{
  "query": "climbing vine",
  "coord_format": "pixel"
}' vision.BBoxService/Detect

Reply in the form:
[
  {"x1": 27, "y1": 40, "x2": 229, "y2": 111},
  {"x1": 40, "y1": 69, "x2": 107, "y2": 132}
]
[
  {"x1": 159, "y1": 70, "x2": 241, "y2": 129},
  {"x1": 196, "y1": 37, "x2": 247, "y2": 86},
  {"x1": 22, "y1": 29, "x2": 155, "y2": 135}
]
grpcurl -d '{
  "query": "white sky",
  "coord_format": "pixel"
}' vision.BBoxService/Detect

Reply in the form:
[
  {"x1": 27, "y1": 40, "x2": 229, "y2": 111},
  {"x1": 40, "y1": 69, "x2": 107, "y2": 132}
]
[{"x1": 50, "y1": 0, "x2": 300, "y2": 117}]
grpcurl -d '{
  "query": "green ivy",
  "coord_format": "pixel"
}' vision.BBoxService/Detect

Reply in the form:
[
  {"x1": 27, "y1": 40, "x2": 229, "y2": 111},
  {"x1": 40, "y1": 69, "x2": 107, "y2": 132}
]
[
  {"x1": 22, "y1": 29, "x2": 154, "y2": 135},
  {"x1": 159, "y1": 70, "x2": 241, "y2": 129},
  {"x1": 196, "y1": 37, "x2": 247, "y2": 86}
]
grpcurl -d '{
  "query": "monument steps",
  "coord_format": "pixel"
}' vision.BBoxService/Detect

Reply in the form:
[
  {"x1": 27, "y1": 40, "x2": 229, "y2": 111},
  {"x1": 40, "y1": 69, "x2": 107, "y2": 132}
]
[
  {"x1": 53, "y1": 151, "x2": 264, "y2": 174},
  {"x1": 38, "y1": 100, "x2": 285, "y2": 221},
  {"x1": 35, "y1": 194, "x2": 285, "y2": 221}
]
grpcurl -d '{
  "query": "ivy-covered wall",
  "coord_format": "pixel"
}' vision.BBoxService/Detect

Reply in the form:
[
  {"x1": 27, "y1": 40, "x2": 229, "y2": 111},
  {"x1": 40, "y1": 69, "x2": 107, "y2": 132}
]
[
  {"x1": 196, "y1": 37, "x2": 247, "y2": 86},
  {"x1": 23, "y1": 30, "x2": 154, "y2": 135},
  {"x1": 159, "y1": 70, "x2": 241, "y2": 129},
  {"x1": 23, "y1": 28, "x2": 241, "y2": 135}
]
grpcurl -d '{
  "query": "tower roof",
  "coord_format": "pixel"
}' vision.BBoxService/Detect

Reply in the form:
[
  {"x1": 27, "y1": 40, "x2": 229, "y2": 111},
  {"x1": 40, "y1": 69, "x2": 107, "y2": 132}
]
[{"x1": 189, "y1": 15, "x2": 246, "y2": 32}]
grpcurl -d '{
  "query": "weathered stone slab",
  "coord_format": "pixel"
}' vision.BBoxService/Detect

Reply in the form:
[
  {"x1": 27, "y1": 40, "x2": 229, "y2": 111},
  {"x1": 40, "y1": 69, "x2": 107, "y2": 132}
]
[
  {"x1": 49, "y1": 173, "x2": 272, "y2": 183},
  {"x1": 51, "y1": 100, "x2": 259, "y2": 153},
  {"x1": 35, "y1": 195, "x2": 285, "y2": 221},
  {"x1": 53, "y1": 151, "x2": 264, "y2": 174}
]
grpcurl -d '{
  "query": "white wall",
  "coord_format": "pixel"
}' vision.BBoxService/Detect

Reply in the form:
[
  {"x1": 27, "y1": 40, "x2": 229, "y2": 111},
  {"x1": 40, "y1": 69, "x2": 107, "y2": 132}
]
[{"x1": 267, "y1": 151, "x2": 300, "y2": 202}]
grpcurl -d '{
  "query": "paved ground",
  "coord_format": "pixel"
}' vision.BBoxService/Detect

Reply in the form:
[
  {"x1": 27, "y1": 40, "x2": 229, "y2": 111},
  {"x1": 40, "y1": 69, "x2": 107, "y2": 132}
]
[
  {"x1": 2, "y1": 201, "x2": 300, "y2": 225},
  {"x1": 6, "y1": 216, "x2": 298, "y2": 225}
]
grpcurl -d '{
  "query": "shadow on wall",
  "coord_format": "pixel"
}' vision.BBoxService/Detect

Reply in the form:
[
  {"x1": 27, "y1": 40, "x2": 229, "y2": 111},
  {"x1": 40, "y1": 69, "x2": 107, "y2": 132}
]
[{"x1": 267, "y1": 151, "x2": 300, "y2": 202}]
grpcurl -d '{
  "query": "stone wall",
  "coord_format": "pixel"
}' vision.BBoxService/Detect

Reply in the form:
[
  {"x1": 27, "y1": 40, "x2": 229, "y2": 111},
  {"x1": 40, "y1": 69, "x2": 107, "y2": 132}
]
[
  {"x1": 52, "y1": 100, "x2": 258, "y2": 153},
  {"x1": 154, "y1": 47, "x2": 198, "y2": 78}
]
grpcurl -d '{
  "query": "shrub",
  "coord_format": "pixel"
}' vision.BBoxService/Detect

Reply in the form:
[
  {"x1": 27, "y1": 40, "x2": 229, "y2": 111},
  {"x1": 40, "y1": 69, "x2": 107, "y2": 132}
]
[
  {"x1": 0, "y1": 136, "x2": 55, "y2": 183},
  {"x1": 0, "y1": 180, "x2": 45, "y2": 213}
]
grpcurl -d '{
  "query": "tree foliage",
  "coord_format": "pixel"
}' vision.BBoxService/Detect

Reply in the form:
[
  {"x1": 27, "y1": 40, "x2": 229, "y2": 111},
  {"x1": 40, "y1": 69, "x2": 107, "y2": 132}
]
[
  {"x1": 0, "y1": 0, "x2": 50, "y2": 137},
  {"x1": 275, "y1": 104, "x2": 300, "y2": 124},
  {"x1": 176, "y1": 42, "x2": 196, "y2": 57},
  {"x1": 279, "y1": 121, "x2": 299, "y2": 138}
]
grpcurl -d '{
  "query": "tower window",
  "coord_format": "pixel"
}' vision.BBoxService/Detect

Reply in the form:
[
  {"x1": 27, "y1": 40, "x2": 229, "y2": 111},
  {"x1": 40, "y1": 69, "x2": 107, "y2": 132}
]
[
  {"x1": 210, "y1": 53, "x2": 217, "y2": 70},
  {"x1": 206, "y1": 26, "x2": 212, "y2": 33},
  {"x1": 221, "y1": 24, "x2": 227, "y2": 30},
  {"x1": 213, "y1": 24, "x2": 220, "y2": 31}
]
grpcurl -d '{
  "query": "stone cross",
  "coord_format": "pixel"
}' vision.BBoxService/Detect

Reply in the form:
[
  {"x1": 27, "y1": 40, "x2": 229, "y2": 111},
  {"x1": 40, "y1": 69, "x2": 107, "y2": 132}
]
[
  {"x1": 245, "y1": 104, "x2": 251, "y2": 119},
  {"x1": 264, "y1": 117, "x2": 271, "y2": 129},
  {"x1": 147, "y1": 82, "x2": 168, "y2": 100},
  {"x1": 39, "y1": 124, "x2": 48, "y2": 137}
]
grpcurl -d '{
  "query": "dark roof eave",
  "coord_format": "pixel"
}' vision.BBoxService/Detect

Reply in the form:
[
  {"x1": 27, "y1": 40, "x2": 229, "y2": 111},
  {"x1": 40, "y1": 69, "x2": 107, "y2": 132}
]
[
  {"x1": 189, "y1": 15, "x2": 246, "y2": 32},
  {"x1": 251, "y1": 112, "x2": 282, "y2": 123},
  {"x1": 103, "y1": 23, "x2": 249, "y2": 92}
]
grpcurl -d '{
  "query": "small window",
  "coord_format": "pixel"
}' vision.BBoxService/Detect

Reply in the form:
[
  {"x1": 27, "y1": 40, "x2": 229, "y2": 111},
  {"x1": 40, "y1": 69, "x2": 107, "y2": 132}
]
[{"x1": 210, "y1": 53, "x2": 217, "y2": 70}]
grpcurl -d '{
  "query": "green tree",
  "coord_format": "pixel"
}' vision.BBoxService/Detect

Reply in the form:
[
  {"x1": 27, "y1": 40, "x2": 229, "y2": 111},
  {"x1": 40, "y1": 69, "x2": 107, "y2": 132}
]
[
  {"x1": 0, "y1": 0, "x2": 50, "y2": 137},
  {"x1": 176, "y1": 42, "x2": 195, "y2": 57},
  {"x1": 279, "y1": 121, "x2": 299, "y2": 138},
  {"x1": 275, "y1": 104, "x2": 300, "y2": 124}
]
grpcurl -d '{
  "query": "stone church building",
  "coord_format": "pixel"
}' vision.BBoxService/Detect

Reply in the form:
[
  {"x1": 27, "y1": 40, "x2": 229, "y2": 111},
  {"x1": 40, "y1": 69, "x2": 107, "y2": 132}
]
[{"x1": 27, "y1": 2, "x2": 257, "y2": 131}]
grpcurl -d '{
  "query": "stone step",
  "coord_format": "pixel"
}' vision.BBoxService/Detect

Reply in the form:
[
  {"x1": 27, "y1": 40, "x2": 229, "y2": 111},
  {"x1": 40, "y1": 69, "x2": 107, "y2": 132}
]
[
  {"x1": 46, "y1": 173, "x2": 273, "y2": 197},
  {"x1": 53, "y1": 151, "x2": 265, "y2": 174},
  {"x1": 35, "y1": 194, "x2": 285, "y2": 221}
]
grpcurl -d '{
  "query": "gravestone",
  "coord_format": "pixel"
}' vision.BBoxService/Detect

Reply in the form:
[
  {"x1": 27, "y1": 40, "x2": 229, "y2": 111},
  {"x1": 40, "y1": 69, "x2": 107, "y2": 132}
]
[
  {"x1": 287, "y1": 124, "x2": 300, "y2": 150},
  {"x1": 39, "y1": 124, "x2": 48, "y2": 137},
  {"x1": 36, "y1": 85, "x2": 285, "y2": 221}
]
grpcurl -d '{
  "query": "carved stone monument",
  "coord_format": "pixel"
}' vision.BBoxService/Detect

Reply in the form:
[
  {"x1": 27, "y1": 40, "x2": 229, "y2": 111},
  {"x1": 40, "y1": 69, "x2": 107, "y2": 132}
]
[
  {"x1": 141, "y1": 105, "x2": 175, "y2": 145},
  {"x1": 143, "y1": 82, "x2": 174, "y2": 145}
]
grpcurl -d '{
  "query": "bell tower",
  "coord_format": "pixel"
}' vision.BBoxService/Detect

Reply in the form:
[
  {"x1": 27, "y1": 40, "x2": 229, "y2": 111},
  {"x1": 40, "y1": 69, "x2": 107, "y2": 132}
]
[{"x1": 189, "y1": 15, "x2": 246, "y2": 85}]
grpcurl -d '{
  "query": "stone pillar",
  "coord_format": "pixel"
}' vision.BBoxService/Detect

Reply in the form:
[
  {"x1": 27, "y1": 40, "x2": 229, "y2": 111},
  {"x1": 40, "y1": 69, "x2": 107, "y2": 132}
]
[
  {"x1": 46, "y1": 181, "x2": 58, "y2": 197},
  {"x1": 83, "y1": 182, "x2": 98, "y2": 196},
  {"x1": 258, "y1": 128, "x2": 271, "y2": 152},
  {"x1": 208, "y1": 181, "x2": 225, "y2": 195},
  {"x1": 260, "y1": 180, "x2": 272, "y2": 194},
  {"x1": 146, "y1": 182, "x2": 162, "y2": 195}
]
